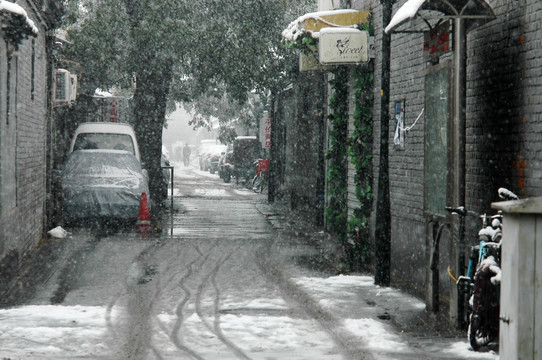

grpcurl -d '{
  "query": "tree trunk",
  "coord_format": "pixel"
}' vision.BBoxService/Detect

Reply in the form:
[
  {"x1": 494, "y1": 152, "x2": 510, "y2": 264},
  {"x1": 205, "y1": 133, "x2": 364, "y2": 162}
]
[{"x1": 132, "y1": 63, "x2": 172, "y2": 208}]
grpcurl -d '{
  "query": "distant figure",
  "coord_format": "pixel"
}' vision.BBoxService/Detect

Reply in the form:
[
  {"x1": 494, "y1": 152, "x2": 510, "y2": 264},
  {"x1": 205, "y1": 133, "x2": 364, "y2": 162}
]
[{"x1": 182, "y1": 144, "x2": 191, "y2": 167}]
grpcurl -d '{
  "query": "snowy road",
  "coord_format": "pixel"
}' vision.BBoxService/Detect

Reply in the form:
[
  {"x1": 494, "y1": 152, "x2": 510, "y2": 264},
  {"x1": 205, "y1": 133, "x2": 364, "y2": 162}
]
[
  {"x1": 0, "y1": 164, "x2": 499, "y2": 359},
  {"x1": 0, "y1": 165, "x2": 345, "y2": 359}
]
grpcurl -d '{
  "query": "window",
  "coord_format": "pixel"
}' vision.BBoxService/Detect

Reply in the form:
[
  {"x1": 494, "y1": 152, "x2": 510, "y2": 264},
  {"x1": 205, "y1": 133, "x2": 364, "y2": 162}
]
[
  {"x1": 1, "y1": 54, "x2": 18, "y2": 214},
  {"x1": 31, "y1": 39, "x2": 35, "y2": 101},
  {"x1": 424, "y1": 61, "x2": 451, "y2": 217}
]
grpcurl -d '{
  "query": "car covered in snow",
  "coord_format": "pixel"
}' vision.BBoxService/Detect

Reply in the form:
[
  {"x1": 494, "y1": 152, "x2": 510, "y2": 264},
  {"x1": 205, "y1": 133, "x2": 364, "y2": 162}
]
[
  {"x1": 207, "y1": 144, "x2": 227, "y2": 174},
  {"x1": 61, "y1": 149, "x2": 150, "y2": 225},
  {"x1": 198, "y1": 139, "x2": 221, "y2": 171},
  {"x1": 218, "y1": 145, "x2": 234, "y2": 182}
]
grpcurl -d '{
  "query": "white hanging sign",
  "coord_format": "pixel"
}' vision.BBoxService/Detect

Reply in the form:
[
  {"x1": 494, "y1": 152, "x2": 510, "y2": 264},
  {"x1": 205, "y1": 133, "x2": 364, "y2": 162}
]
[{"x1": 318, "y1": 27, "x2": 369, "y2": 64}]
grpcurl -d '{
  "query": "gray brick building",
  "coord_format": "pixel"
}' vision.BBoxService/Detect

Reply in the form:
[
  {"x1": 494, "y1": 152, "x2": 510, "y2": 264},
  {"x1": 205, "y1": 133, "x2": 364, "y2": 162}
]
[
  {"x1": 279, "y1": 0, "x2": 542, "y2": 325},
  {"x1": 0, "y1": 0, "x2": 63, "y2": 296},
  {"x1": 343, "y1": 0, "x2": 541, "y2": 324}
]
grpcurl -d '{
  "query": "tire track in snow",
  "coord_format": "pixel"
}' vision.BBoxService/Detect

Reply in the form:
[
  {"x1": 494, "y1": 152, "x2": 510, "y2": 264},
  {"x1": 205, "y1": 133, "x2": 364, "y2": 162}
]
[
  {"x1": 162, "y1": 243, "x2": 210, "y2": 360},
  {"x1": 104, "y1": 239, "x2": 166, "y2": 359},
  {"x1": 194, "y1": 243, "x2": 253, "y2": 360}
]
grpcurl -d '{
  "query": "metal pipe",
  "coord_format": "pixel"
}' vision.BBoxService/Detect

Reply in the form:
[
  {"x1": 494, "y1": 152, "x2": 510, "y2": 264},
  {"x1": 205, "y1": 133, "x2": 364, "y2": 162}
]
[
  {"x1": 375, "y1": 0, "x2": 394, "y2": 286},
  {"x1": 452, "y1": 16, "x2": 467, "y2": 326},
  {"x1": 453, "y1": 18, "x2": 466, "y2": 203}
]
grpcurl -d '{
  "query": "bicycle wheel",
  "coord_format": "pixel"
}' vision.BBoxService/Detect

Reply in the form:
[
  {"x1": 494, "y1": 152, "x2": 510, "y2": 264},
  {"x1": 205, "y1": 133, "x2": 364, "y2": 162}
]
[
  {"x1": 468, "y1": 314, "x2": 493, "y2": 351},
  {"x1": 252, "y1": 175, "x2": 263, "y2": 193},
  {"x1": 223, "y1": 171, "x2": 231, "y2": 183}
]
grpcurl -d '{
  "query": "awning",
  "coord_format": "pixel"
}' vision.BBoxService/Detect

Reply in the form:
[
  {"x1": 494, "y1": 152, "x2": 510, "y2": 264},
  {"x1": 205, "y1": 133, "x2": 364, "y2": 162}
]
[
  {"x1": 282, "y1": 9, "x2": 370, "y2": 42},
  {"x1": 385, "y1": 0, "x2": 495, "y2": 34}
]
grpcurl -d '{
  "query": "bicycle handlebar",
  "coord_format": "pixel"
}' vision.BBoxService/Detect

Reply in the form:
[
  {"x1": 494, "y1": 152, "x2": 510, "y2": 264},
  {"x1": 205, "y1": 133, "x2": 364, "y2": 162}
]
[
  {"x1": 445, "y1": 188, "x2": 518, "y2": 218},
  {"x1": 498, "y1": 187, "x2": 519, "y2": 201}
]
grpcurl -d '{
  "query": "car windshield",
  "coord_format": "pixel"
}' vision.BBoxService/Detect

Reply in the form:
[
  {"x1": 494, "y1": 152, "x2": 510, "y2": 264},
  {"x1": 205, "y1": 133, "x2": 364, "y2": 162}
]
[{"x1": 73, "y1": 133, "x2": 135, "y2": 155}]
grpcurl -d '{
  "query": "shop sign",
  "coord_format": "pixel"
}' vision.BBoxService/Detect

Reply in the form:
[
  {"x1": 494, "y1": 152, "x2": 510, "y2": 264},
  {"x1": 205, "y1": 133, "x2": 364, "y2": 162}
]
[
  {"x1": 109, "y1": 99, "x2": 119, "y2": 122},
  {"x1": 319, "y1": 28, "x2": 369, "y2": 64},
  {"x1": 260, "y1": 112, "x2": 271, "y2": 149}
]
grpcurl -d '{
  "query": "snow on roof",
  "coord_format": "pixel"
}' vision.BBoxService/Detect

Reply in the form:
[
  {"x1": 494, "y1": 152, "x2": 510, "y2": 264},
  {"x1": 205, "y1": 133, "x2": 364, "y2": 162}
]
[
  {"x1": 282, "y1": 9, "x2": 360, "y2": 42},
  {"x1": 0, "y1": 0, "x2": 38, "y2": 35},
  {"x1": 385, "y1": 0, "x2": 495, "y2": 34},
  {"x1": 385, "y1": 0, "x2": 426, "y2": 34}
]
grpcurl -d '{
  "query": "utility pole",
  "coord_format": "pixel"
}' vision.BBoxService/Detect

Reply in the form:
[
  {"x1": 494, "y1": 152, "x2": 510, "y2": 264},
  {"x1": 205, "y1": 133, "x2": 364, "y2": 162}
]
[{"x1": 374, "y1": 0, "x2": 395, "y2": 286}]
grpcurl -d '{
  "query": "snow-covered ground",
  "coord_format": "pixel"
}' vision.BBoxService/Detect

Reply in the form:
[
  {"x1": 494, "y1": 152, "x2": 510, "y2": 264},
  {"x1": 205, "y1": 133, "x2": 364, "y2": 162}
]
[
  {"x1": 0, "y1": 163, "x2": 499, "y2": 359},
  {"x1": 293, "y1": 275, "x2": 499, "y2": 360},
  {"x1": 0, "y1": 275, "x2": 499, "y2": 359}
]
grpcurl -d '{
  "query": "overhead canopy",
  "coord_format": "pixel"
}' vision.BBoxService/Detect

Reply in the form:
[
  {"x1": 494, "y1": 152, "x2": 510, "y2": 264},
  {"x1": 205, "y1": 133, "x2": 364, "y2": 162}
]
[{"x1": 385, "y1": 0, "x2": 495, "y2": 34}]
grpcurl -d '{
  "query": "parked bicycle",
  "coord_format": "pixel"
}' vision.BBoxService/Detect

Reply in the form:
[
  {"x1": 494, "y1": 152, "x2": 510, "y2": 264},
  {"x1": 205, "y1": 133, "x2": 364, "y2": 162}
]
[
  {"x1": 447, "y1": 188, "x2": 518, "y2": 351},
  {"x1": 252, "y1": 159, "x2": 269, "y2": 193}
]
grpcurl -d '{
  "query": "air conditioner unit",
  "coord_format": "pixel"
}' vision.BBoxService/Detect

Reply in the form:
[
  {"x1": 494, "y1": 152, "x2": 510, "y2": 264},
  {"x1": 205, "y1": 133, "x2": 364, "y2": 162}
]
[
  {"x1": 69, "y1": 74, "x2": 77, "y2": 102},
  {"x1": 54, "y1": 69, "x2": 70, "y2": 104}
]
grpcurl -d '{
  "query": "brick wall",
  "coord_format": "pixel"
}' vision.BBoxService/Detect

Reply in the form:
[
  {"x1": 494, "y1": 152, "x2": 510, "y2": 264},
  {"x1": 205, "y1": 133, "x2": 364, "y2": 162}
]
[
  {"x1": 467, "y1": 0, "x2": 542, "y2": 208},
  {"x1": 348, "y1": 0, "x2": 430, "y2": 295},
  {"x1": 0, "y1": 0, "x2": 50, "y2": 288},
  {"x1": 346, "y1": 0, "x2": 541, "y2": 309}
]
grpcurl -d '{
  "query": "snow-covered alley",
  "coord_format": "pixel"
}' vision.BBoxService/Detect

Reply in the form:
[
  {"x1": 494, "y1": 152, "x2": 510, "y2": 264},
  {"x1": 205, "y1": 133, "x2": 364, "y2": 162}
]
[{"x1": 0, "y1": 164, "x2": 498, "y2": 360}]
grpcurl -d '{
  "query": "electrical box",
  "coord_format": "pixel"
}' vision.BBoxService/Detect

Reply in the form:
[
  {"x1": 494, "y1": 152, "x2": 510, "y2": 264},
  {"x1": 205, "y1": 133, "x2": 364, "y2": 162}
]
[
  {"x1": 54, "y1": 69, "x2": 77, "y2": 105},
  {"x1": 54, "y1": 69, "x2": 70, "y2": 104},
  {"x1": 492, "y1": 197, "x2": 542, "y2": 360}
]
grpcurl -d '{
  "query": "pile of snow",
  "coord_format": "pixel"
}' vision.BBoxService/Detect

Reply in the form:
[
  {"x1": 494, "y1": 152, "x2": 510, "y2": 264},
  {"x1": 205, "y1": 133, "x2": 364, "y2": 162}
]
[
  {"x1": 0, "y1": 1, "x2": 38, "y2": 35},
  {"x1": 47, "y1": 226, "x2": 68, "y2": 239}
]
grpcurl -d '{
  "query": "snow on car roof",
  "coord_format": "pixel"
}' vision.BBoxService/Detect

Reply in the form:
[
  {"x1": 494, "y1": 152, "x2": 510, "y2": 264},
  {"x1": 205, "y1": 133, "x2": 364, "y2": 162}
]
[{"x1": 74, "y1": 122, "x2": 136, "y2": 135}]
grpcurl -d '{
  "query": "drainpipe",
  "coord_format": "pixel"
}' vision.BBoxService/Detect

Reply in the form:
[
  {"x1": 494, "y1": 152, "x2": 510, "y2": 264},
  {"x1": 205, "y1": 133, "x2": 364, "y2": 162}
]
[
  {"x1": 451, "y1": 17, "x2": 467, "y2": 326},
  {"x1": 375, "y1": 0, "x2": 394, "y2": 286}
]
